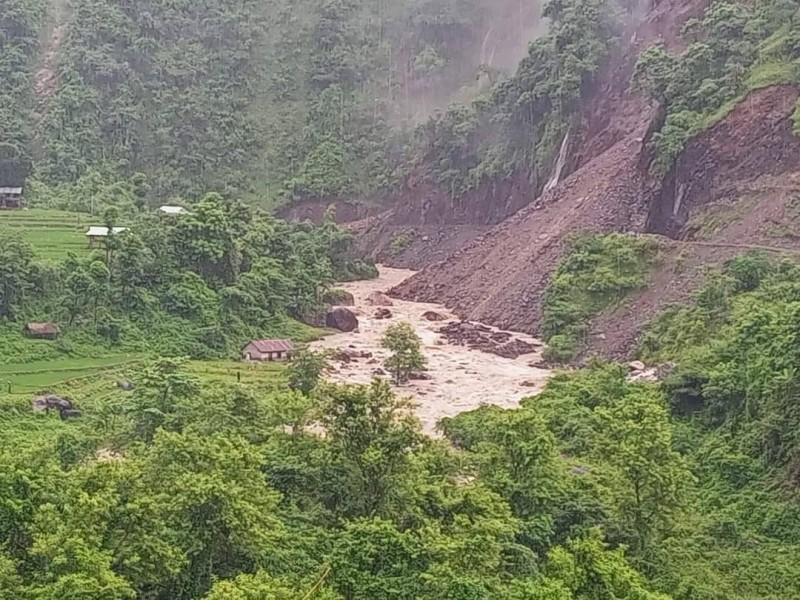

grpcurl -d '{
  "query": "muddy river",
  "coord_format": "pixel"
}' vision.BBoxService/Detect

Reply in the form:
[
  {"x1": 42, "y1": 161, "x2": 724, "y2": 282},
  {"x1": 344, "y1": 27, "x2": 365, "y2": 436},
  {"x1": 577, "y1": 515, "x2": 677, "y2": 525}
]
[{"x1": 312, "y1": 266, "x2": 553, "y2": 434}]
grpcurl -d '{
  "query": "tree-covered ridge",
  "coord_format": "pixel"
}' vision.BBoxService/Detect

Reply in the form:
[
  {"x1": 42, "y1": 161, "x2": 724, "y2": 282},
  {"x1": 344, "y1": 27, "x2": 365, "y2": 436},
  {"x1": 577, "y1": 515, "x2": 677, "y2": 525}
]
[
  {"x1": 0, "y1": 0, "x2": 46, "y2": 180},
  {"x1": 415, "y1": 0, "x2": 619, "y2": 197},
  {"x1": 11, "y1": 0, "x2": 543, "y2": 204},
  {"x1": 0, "y1": 196, "x2": 375, "y2": 362},
  {"x1": 632, "y1": 0, "x2": 800, "y2": 172},
  {"x1": 37, "y1": 0, "x2": 266, "y2": 199}
]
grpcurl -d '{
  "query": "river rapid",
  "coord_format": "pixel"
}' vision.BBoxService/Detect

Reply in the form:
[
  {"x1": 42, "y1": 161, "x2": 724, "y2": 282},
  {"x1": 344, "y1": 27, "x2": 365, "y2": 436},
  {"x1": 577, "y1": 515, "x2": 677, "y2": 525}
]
[{"x1": 312, "y1": 266, "x2": 553, "y2": 435}]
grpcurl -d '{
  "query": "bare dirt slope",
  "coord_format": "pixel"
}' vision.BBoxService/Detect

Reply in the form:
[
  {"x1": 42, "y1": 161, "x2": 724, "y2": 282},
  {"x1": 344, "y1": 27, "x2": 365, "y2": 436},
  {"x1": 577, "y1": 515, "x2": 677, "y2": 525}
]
[
  {"x1": 391, "y1": 124, "x2": 653, "y2": 331},
  {"x1": 352, "y1": 0, "x2": 710, "y2": 270},
  {"x1": 312, "y1": 267, "x2": 551, "y2": 434},
  {"x1": 589, "y1": 84, "x2": 800, "y2": 358},
  {"x1": 381, "y1": 0, "x2": 799, "y2": 356},
  {"x1": 395, "y1": 84, "x2": 800, "y2": 355}
]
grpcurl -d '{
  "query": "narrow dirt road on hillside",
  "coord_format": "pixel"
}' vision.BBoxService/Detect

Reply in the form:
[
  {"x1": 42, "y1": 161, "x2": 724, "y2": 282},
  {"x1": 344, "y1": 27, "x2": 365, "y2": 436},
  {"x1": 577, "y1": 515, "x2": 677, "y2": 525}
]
[{"x1": 312, "y1": 266, "x2": 552, "y2": 435}]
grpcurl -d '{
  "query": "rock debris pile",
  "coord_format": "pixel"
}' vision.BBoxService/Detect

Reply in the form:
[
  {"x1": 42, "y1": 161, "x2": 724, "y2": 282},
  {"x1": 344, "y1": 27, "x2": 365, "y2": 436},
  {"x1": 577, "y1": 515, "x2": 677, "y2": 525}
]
[{"x1": 438, "y1": 320, "x2": 540, "y2": 359}]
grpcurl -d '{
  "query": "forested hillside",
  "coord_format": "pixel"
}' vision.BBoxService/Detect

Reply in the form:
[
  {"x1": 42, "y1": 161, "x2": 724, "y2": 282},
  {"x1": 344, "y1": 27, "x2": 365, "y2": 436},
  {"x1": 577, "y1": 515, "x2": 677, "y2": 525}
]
[
  {"x1": 2, "y1": 0, "x2": 542, "y2": 204},
  {"x1": 0, "y1": 196, "x2": 376, "y2": 362},
  {"x1": 3, "y1": 0, "x2": 800, "y2": 597}
]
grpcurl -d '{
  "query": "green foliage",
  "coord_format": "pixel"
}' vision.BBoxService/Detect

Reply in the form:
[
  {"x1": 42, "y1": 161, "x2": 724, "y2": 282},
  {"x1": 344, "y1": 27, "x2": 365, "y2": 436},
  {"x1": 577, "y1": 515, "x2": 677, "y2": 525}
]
[
  {"x1": 632, "y1": 0, "x2": 800, "y2": 173},
  {"x1": 286, "y1": 347, "x2": 331, "y2": 397},
  {"x1": 0, "y1": 201, "x2": 373, "y2": 362},
  {"x1": 642, "y1": 252, "x2": 800, "y2": 479},
  {"x1": 419, "y1": 0, "x2": 621, "y2": 196},
  {"x1": 388, "y1": 230, "x2": 416, "y2": 257},
  {"x1": 381, "y1": 322, "x2": 427, "y2": 384},
  {"x1": 541, "y1": 234, "x2": 661, "y2": 361},
  {"x1": 2, "y1": 337, "x2": 799, "y2": 598},
  {"x1": 204, "y1": 571, "x2": 339, "y2": 599},
  {"x1": 0, "y1": 228, "x2": 38, "y2": 319}
]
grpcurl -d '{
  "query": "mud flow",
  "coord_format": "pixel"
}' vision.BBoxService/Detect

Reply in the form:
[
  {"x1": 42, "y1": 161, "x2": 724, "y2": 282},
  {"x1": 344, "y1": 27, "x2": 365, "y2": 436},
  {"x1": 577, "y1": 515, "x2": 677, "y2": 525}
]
[{"x1": 312, "y1": 266, "x2": 552, "y2": 435}]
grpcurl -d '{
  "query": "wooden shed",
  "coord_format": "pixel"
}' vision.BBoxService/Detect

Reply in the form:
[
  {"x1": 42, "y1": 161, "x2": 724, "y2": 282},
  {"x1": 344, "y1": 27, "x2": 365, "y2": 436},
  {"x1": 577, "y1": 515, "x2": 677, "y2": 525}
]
[
  {"x1": 242, "y1": 339, "x2": 294, "y2": 362},
  {"x1": 0, "y1": 187, "x2": 24, "y2": 209},
  {"x1": 24, "y1": 322, "x2": 61, "y2": 340}
]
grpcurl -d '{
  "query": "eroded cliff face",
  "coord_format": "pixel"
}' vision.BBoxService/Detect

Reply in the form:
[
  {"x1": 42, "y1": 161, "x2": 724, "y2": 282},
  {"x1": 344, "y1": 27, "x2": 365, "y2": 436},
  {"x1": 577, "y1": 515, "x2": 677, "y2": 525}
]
[
  {"x1": 391, "y1": 83, "x2": 800, "y2": 352},
  {"x1": 350, "y1": 0, "x2": 712, "y2": 268},
  {"x1": 378, "y1": 0, "x2": 800, "y2": 361},
  {"x1": 647, "y1": 85, "x2": 800, "y2": 238}
]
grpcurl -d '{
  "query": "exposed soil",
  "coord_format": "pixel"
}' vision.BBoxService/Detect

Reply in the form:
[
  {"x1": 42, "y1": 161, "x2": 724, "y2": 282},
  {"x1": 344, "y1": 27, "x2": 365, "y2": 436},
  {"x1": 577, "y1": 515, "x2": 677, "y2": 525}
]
[
  {"x1": 351, "y1": 214, "x2": 491, "y2": 270},
  {"x1": 33, "y1": 0, "x2": 69, "y2": 127},
  {"x1": 586, "y1": 85, "x2": 800, "y2": 358},
  {"x1": 649, "y1": 85, "x2": 800, "y2": 237},
  {"x1": 394, "y1": 84, "x2": 800, "y2": 356},
  {"x1": 391, "y1": 116, "x2": 655, "y2": 333},
  {"x1": 350, "y1": 0, "x2": 712, "y2": 271},
  {"x1": 311, "y1": 267, "x2": 551, "y2": 435}
]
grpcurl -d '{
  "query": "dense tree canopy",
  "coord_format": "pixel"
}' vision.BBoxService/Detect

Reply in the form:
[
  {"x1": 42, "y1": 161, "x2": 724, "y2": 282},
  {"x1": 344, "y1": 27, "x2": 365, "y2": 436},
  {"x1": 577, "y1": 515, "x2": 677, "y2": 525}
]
[
  {"x1": 0, "y1": 195, "x2": 375, "y2": 361},
  {"x1": 2, "y1": 0, "x2": 800, "y2": 598}
]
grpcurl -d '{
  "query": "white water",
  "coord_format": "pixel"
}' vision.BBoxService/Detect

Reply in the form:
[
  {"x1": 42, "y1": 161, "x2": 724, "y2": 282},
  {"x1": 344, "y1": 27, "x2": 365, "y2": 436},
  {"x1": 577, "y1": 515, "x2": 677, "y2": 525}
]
[
  {"x1": 312, "y1": 266, "x2": 552, "y2": 435},
  {"x1": 544, "y1": 129, "x2": 570, "y2": 193}
]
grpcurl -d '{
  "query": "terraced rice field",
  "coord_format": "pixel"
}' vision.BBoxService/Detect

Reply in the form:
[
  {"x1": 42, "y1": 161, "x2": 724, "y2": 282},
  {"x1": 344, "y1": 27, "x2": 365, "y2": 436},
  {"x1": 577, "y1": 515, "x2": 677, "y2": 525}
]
[
  {"x1": 0, "y1": 208, "x2": 90, "y2": 260},
  {"x1": 0, "y1": 354, "x2": 147, "y2": 395},
  {"x1": 0, "y1": 355, "x2": 287, "y2": 451}
]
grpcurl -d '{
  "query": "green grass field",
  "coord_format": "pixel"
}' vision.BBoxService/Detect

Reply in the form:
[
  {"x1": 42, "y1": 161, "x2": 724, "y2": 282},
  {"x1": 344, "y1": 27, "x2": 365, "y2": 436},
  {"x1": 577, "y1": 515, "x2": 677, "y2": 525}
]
[
  {"x1": 0, "y1": 354, "x2": 147, "y2": 394},
  {"x1": 0, "y1": 208, "x2": 91, "y2": 260},
  {"x1": 0, "y1": 355, "x2": 288, "y2": 452},
  {"x1": 187, "y1": 359, "x2": 287, "y2": 389}
]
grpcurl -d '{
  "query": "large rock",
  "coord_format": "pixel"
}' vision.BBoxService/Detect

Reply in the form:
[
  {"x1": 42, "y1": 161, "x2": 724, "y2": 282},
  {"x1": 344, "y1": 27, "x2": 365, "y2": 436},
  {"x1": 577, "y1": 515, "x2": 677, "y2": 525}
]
[
  {"x1": 374, "y1": 307, "x2": 393, "y2": 320},
  {"x1": 422, "y1": 310, "x2": 447, "y2": 322},
  {"x1": 326, "y1": 307, "x2": 359, "y2": 332},
  {"x1": 366, "y1": 291, "x2": 394, "y2": 307},
  {"x1": 323, "y1": 289, "x2": 355, "y2": 306}
]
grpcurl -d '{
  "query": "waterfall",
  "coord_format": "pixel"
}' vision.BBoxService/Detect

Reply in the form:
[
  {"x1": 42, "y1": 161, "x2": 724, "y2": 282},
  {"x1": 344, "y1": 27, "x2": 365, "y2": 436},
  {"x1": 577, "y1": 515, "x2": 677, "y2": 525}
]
[
  {"x1": 480, "y1": 27, "x2": 494, "y2": 67},
  {"x1": 544, "y1": 129, "x2": 570, "y2": 193}
]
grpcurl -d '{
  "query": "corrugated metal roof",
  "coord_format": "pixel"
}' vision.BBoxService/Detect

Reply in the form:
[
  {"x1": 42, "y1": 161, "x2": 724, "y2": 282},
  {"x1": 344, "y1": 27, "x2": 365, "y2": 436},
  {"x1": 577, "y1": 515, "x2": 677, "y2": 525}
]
[
  {"x1": 248, "y1": 339, "x2": 295, "y2": 353},
  {"x1": 0, "y1": 187, "x2": 23, "y2": 194},
  {"x1": 159, "y1": 205, "x2": 188, "y2": 214},
  {"x1": 86, "y1": 226, "x2": 128, "y2": 237},
  {"x1": 25, "y1": 322, "x2": 60, "y2": 334}
]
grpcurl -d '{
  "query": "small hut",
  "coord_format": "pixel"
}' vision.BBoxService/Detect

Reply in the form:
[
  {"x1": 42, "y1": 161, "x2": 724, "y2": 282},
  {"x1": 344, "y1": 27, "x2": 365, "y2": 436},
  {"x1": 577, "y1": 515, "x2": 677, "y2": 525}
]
[
  {"x1": 86, "y1": 226, "x2": 128, "y2": 249},
  {"x1": 242, "y1": 339, "x2": 294, "y2": 362},
  {"x1": 158, "y1": 205, "x2": 188, "y2": 215},
  {"x1": 0, "y1": 187, "x2": 24, "y2": 209},
  {"x1": 24, "y1": 322, "x2": 61, "y2": 340}
]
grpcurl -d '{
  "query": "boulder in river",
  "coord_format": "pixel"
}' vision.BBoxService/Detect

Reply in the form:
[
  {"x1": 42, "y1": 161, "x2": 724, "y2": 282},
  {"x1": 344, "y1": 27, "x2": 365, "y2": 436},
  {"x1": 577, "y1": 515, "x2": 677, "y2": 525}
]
[
  {"x1": 409, "y1": 372, "x2": 432, "y2": 381},
  {"x1": 422, "y1": 310, "x2": 447, "y2": 322},
  {"x1": 326, "y1": 307, "x2": 359, "y2": 332},
  {"x1": 438, "y1": 321, "x2": 538, "y2": 358},
  {"x1": 366, "y1": 291, "x2": 394, "y2": 307},
  {"x1": 323, "y1": 289, "x2": 355, "y2": 306},
  {"x1": 374, "y1": 307, "x2": 393, "y2": 320}
]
